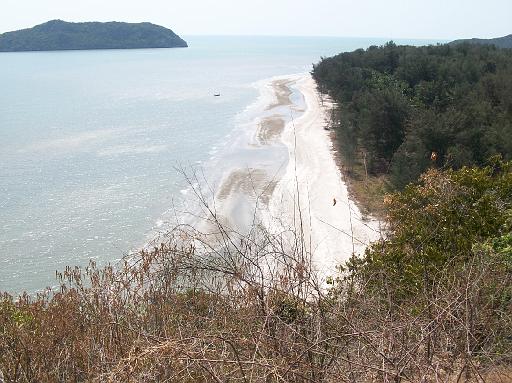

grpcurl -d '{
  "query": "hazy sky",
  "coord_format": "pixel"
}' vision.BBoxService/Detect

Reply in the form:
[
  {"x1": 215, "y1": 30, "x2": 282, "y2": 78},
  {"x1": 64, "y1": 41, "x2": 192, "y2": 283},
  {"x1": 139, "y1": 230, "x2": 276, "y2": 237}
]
[{"x1": 1, "y1": 0, "x2": 511, "y2": 40}]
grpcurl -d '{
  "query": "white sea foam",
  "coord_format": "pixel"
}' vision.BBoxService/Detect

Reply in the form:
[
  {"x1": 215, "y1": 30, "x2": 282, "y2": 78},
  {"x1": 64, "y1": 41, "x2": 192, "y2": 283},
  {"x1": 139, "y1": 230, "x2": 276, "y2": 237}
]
[
  {"x1": 97, "y1": 144, "x2": 167, "y2": 157},
  {"x1": 19, "y1": 128, "x2": 121, "y2": 153}
]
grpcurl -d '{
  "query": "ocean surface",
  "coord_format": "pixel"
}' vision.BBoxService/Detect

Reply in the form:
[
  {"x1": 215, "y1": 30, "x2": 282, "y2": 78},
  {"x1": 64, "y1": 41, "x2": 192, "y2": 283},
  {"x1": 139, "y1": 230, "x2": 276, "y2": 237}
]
[{"x1": 0, "y1": 36, "x2": 446, "y2": 294}]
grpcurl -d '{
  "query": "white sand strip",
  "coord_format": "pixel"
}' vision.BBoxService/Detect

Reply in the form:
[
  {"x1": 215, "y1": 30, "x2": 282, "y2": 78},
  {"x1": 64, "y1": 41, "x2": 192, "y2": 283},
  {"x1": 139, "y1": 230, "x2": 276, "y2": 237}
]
[{"x1": 267, "y1": 74, "x2": 381, "y2": 281}]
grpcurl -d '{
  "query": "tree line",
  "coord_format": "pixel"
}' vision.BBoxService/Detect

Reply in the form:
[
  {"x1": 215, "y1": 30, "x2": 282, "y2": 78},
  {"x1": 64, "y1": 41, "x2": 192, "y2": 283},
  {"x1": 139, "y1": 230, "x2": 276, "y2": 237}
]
[{"x1": 312, "y1": 42, "x2": 512, "y2": 188}]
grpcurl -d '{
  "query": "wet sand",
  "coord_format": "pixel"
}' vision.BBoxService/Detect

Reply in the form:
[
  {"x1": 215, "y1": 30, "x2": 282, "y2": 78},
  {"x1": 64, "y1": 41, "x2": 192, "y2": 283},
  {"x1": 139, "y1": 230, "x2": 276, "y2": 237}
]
[
  {"x1": 257, "y1": 115, "x2": 285, "y2": 145},
  {"x1": 217, "y1": 168, "x2": 272, "y2": 201},
  {"x1": 205, "y1": 76, "x2": 297, "y2": 232},
  {"x1": 266, "y1": 79, "x2": 293, "y2": 110},
  {"x1": 197, "y1": 74, "x2": 380, "y2": 282}
]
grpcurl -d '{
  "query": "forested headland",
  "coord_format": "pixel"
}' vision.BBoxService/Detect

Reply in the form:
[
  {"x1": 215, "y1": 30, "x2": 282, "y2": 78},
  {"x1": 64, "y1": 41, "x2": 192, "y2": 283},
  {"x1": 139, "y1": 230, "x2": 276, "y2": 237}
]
[
  {"x1": 0, "y1": 20, "x2": 188, "y2": 52},
  {"x1": 451, "y1": 34, "x2": 512, "y2": 49},
  {"x1": 312, "y1": 42, "x2": 512, "y2": 190}
]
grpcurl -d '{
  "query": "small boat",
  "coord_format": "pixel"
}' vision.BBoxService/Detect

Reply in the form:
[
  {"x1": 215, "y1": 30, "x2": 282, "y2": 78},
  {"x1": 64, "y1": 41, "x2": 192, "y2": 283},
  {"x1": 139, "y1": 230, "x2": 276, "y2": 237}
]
[{"x1": 214, "y1": 93, "x2": 221, "y2": 97}]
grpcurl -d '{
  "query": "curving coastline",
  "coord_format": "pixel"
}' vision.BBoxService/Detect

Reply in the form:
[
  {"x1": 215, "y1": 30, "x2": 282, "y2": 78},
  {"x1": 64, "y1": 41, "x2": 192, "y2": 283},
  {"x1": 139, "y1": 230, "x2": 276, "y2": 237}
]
[
  {"x1": 196, "y1": 73, "x2": 381, "y2": 281},
  {"x1": 266, "y1": 74, "x2": 381, "y2": 279}
]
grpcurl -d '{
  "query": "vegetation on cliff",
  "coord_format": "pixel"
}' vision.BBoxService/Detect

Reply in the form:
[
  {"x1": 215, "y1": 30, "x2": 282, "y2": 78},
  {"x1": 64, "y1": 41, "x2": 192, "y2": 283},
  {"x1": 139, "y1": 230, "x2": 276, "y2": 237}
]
[{"x1": 1, "y1": 161, "x2": 511, "y2": 382}]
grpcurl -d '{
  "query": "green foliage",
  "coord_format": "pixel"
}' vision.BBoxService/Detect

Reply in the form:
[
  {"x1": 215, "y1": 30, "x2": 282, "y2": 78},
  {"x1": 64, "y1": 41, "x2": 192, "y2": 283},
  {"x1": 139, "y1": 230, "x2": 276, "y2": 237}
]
[
  {"x1": 356, "y1": 87, "x2": 410, "y2": 171},
  {"x1": 0, "y1": 20, "x2": 188, "y2": 52},
  {"x1": 272, "y1": 292, "x2": 307, "y2": 324},
  {"x1": 491, "y1": 232, "x2": 512, "y2": 259},
  {"x1": 0, "y1": 300, "x2": 33, "y2": 329},
  {"x1": 313, "y1": 43, "x2": 512, "y2": 189},
  {"x1": 356, "y1": 160, "x2": 512, "y2": 298}
]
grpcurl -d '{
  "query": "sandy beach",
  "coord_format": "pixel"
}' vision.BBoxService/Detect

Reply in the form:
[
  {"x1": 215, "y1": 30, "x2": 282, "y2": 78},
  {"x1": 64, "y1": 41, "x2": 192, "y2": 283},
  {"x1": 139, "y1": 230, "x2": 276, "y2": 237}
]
[
  {"x1": 200, "y1": 73, "x2": 381, "y2": 280},
  {"x1": 266, "y1": 75, "x2": 381, "y2": 279}
]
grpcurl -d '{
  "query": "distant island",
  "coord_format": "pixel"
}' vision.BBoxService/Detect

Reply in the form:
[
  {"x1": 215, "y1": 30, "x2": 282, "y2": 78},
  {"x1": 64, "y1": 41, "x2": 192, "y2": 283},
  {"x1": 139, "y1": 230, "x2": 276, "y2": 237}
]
[
  {"x1": 450, "y1": 33, "x2": 512, "y2": 49},
  {"x1": 0, "y1": 20, "x2": 188, "y2": 52}
]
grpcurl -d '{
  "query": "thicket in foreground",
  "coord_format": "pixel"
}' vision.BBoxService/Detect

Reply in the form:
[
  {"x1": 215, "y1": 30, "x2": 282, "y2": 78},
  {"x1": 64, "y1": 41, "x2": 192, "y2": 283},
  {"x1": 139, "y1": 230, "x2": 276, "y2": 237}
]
[{"x1": 0, "y1": 161, "x2": 511, "y2": 382}]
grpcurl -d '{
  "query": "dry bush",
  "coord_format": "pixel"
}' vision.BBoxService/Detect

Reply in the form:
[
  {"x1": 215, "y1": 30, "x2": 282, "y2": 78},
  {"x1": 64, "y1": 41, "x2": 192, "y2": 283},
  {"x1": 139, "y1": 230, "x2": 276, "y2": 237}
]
[{"x1": 1, "y1": 165, "x2": 511, "y2": 382}]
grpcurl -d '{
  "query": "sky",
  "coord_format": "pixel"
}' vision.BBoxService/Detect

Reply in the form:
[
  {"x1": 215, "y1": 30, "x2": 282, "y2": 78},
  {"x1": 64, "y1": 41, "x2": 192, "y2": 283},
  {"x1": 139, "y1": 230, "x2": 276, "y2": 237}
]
[{"x1": 1, "y1": 0, "x2": 511, "y2": 40}]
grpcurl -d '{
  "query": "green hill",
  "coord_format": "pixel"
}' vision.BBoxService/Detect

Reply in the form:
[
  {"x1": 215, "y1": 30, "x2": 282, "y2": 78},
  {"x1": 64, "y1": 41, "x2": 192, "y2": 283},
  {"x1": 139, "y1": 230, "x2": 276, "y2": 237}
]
[
  {"x1": 451, "y1": 34, "x2": 512, "y2": 49},
  {"x1": 0, "y1": 20, "x2": 188, "y2": 52}
]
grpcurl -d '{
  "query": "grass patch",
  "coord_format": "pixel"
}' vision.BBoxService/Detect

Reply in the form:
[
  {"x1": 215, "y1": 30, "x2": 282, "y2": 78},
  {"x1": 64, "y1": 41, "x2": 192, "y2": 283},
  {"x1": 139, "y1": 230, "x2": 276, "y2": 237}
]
[{"x1": 330, "y1": 130, "x2": 391, "y2": 219}]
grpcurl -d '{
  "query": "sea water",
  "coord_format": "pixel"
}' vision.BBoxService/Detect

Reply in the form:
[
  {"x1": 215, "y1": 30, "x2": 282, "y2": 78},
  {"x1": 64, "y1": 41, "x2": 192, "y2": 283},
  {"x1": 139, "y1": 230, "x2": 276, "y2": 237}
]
[{"x1": 0, "y1": 36, "x2": 445, "y2": 294}]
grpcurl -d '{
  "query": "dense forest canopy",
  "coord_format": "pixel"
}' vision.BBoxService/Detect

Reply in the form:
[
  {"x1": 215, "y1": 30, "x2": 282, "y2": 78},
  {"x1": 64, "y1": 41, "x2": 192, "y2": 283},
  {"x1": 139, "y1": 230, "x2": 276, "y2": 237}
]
[
  {"x1": 0, "y1": 20, "x2": 188, "y2": 52},
  {"x1": 312, "y1": 42, "x2": 512, "y2": 188}
]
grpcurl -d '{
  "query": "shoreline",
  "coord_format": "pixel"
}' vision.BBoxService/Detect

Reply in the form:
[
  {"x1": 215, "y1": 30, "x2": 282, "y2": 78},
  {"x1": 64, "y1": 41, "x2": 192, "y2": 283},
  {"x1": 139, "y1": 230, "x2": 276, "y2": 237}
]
[
  {"x1": 266, "y1": 74, "x2": 381, "y2": 280},
  {"x1": 192, "y1": 73, "x2": 305, "y2": 234},
  {"x1": 195, "y1": 73, "x2": 381, "y2": 281}
]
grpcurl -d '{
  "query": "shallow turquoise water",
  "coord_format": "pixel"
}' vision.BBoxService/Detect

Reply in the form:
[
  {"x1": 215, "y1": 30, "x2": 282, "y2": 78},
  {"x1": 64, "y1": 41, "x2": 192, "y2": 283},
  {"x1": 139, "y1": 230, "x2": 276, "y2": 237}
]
[{"x1": 0, "y1": 36, "x2": 445, "y2": 294}]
